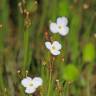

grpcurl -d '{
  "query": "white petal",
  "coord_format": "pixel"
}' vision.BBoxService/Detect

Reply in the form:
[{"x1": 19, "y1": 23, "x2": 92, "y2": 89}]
[
  {"x1": 45, "y1": 42, "x2": 52, "y2": 50},
  {"x1": 51, "y1": 50, "x2": 60, "y2": 56},
  {"x1": 21, "y1": 77, "x2": 32, "y2": 88},
  {"x1": 58, "y1": 26, "x2": 69, "y2": 36},
  {"x1": 52, "y1": 41, "x2": 62, "y2": 50},
  {"x1": 32, "y1": 77, "x2": 43, "y2": 88},
  {"x1": 25, "y1": 87, "x2": 36, "y2": 94},
  {"x1": 49, "y1": 22, "x2": 58, "y2": 33},
  {"x1": 57, "y1": 17, "x2": 68, "y2": 26}
]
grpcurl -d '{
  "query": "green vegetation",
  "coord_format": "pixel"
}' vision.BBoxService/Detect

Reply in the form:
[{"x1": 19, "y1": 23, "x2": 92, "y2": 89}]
[{"x1": 0, "y1": 0, "x2": 96, "y2": 96}]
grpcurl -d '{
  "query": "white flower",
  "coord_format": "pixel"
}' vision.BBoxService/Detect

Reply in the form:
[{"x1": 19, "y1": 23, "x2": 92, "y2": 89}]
[
  {"x1": 49, "y1": 17, "x2": 69, "y2": 36},
  {"x1": 25, "y1": 87, "x2": 36, "y2": 94},
  {"x1": 45, "y1": 41, "x2": 62, "y2": 56},
  {"x1": 21, "y1": 77, "x2": 43, "y2": 94},
  {"x1": 32, "y1": 77, "x2": 43, "y2": 88},
  {"x1": 21, "y1": 77, "x2": 32, "y2": 88}
]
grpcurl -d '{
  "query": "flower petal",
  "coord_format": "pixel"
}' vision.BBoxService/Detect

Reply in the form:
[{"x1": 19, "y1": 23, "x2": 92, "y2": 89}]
[
  {"x1": 52, "y1": 41, "x2": 62, "y2": 50},
  {"x1": 51, "y1": 50, "x2": 60, "y2": 56},
  {"x1": 49, "y1": 22, "x2": 58, "y2": 33},
  {"x1": 45, "y1": 42, "x2": 52, "y2": 50},
  {"x1": 25, "y1": 87, "x2": 36, "y2": 94},
  {"x1": 21, "y1": 77, "x2": 32, "y2": 88},
  {"x1": 58, "y1": 26, "x2": 69, "y2": 36},
  {"x1": 57, "y1": 17, "x2": 68, "y2": 26},
  {"x1": 32, "y1": 77, "x2": 43, "y2": 88}
]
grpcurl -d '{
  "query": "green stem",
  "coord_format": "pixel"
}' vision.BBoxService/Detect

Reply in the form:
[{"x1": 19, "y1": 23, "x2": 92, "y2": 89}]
[
  {"x1": 47, "y1": 70, "x2": 52, "y2": 96},
  {"x1": 0, "y1": 0, "x2": 9, "y2": 92},
  {"x1": 23, "y1": 29, "x2": 30, "y2": 71},
  {"x1": 86, "y1": 71, "x2": 91, "y2": 96},
  {"x1": 64, "y1": 82, "x2": 71, "y2": 96},
  {"x1": 66, "y1": 84, "x2": 69, "y2": 96},
  {"x1": 47, "y1": 56, "x2": 54, "y2": 96}
]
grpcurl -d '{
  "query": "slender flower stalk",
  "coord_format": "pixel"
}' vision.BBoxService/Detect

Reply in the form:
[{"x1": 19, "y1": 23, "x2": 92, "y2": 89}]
[
  {"x1": 47, "y1": 56, "x2": 55, "y2": 96},
  {"x1": 63, "y1": 81, "x2": 72, "y2": 96},
  {"x1": 23, "y1": 12, "x2": 30, "y2": 71},
  {"x1": 86, "y1": 71, "x2": 91, "y2": 96},
  {"x1": 23, "y1": 29, "x2": 29, "y2": 70}
]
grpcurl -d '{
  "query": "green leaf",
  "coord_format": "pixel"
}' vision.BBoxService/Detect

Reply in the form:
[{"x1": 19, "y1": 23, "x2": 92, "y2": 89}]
[
  {"x1": 58, "y1": 1, "x2": 69, "y2": 16},
  {"x1": 83, "y1": 42, "x2": 95, "y2": 63},
  {"x1": 68, "y1": 13, "x2": 81, "y2": 62},
  {"x1": 63, "y1": 64, "x2": 79, "y2": 81}
]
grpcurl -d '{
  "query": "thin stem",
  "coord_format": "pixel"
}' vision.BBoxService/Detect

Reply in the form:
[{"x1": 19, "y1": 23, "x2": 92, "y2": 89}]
[
  {"x1": 23, "y1": 28, "x2": 29, "y2": 71},
  {"x1": 66, "y1": 84, "x2": 69, "y2": 96},
  {"x1": 64, "y1": 82, "x2": 71, "y2": 96},
  {"x1": 47, "y1": 69, "x2": 52, "y2": 96},
  {"x1": 0, "y1": 0, "x2": 9, "y2": 91},
  {"x1": 23, "y1": 12, "x2": 31, "y2": 72},
  {"x1": 86, "y1": 71, "x2": 91, "y2": 96},
  {"x1": 47, "y1": 56, "x2": 54, "y2": 96}
]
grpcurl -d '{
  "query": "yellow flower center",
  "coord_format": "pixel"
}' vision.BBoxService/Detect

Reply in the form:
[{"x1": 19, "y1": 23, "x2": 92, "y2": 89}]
[
  {"x1": 52, "y1": 46, "x2": 56, "y2": 51},
  {"x1": 29, "y1": 82, "x2": 33, "y2": 86},
  {"x1": 58, "y1": 25, "x2": 62, "y2": 29}
]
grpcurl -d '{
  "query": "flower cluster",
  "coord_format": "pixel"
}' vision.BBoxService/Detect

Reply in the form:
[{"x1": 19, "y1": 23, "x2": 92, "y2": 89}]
[
  {"x1": 21, "y1": 77, "x2": 43, "y2": 94},
  {"x1": 45, "y1": 17, "x2": 69, "y2": 55},
  {"x1": 21, "y1": 17, "x2": 69, "y2": 94}
]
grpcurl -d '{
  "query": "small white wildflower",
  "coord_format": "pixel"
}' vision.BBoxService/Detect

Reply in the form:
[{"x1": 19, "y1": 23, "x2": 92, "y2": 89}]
[
  {"x1": 21, "y1": 77, "x2": 43, "y2": 94},
  {"x1": 32, "y1": 77, "x2": 43, "y2": 88},
  {"x1": 21, "y1": 77, "x2": 32, "y2": 88},
  {"x1": 45, "y1": 41, "x2": 62, "y2": 56},
  {"x1": 49, "y1": 17, "x2": 69, "y2": 36},
  {"x1": 25, "y1": 87, "x2": 36, "y2": 94}
]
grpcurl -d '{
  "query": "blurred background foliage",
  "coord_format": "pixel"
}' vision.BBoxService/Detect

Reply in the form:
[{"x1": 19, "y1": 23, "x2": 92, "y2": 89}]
[{"x1": 0, "y1": 0, "x2": 96, "y2": 96}]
